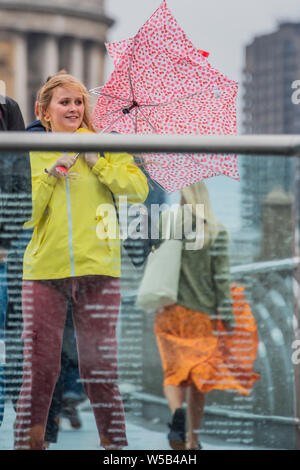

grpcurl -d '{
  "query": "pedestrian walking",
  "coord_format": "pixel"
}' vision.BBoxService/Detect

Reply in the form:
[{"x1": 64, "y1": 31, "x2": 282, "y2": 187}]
[
  {"x1": 14, "y1": 71, "x2": 149, "y2": 450},
  {"x1": 4, "y1": 111, "x2": 42, "y2": 429},
  {"x1": 154, "y1": 181, "x2": 259, "y2": 450},
  {"x1": 6, "y1": 111, "x2": 86, "y2": 447},
  {"x1": 0, "y1": 95, "x2": 30, "y2": 428}
]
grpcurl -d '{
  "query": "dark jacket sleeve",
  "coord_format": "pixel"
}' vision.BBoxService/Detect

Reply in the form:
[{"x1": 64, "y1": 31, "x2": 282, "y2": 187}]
[
  {"x1": 0, "y1": 102, "x2": 31, "y2": 250},
  {"x1": 0, "y1": 96, "x2": 25, "y2": 131},
  {"x1": 0, "y1": 152, "x2": 32, "y2": 250},
  {"x1": 7, "y1": 98, "x2": 25, "y2": 131}
]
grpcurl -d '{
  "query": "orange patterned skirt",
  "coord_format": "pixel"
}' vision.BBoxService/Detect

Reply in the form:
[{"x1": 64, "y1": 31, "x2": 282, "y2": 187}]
[{"x1": 154, "y1": 284, "x2": 260, "y2": 395}]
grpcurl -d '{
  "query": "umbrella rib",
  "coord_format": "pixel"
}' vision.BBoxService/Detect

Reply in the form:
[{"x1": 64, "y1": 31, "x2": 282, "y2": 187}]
[
  {"x1": 93, "y1": 106, "x2": 125, "y2": 123},
  {"x1": 134, "y1": 107, "x2": 138, "y2": 134},
  {"x1": 99, "y1": 113, "x2": 124, "y2": 134},
  {"x1": 136, "y1": 107, "x2": 159, "y2": 134},
  {"x1": 139, "y1": 82, "x2": 236, "y2": 109},
  {"x1": 128, "y1": 70, "x2": 135, "y2": 104},
  {"x1": 128, "y1": 36, "x2": 138, "y2": 102},
  {"x1": 89, "y1": 86, "x2": 104, "y2": 96},
  {"x1": 140, "y1": 91, "x2": 203, "y2": 109},
  {"x1": 90, "y1": 86, "x2": 130, "y2": 103},
  {"x1": 97, "y1": 92, "x2": 131, "y2": 104}
]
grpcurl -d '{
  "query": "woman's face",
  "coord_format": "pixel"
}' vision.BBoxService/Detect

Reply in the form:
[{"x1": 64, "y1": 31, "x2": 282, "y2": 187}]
[{"x1": 45, "y1": 86, "x2": 85, "y2": 133}]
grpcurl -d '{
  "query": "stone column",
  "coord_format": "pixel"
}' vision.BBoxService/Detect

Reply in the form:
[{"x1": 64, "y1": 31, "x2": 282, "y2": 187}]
[
  {"x1": 43, "y1": 35, "x2": 59, "y2": 81},
  {"x1": 13, "y1": 33, "x2": 28, "y2": 124},
  {"x1": 87, "y1": 43, "x2": 105, "y2": 91},
  {"x1": 69, "y1": 39, "x2": 84, "y2": 82}
]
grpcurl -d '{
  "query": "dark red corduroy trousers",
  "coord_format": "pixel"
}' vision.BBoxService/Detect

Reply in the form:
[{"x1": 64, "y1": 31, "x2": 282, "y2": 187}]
[{"x1": 14, "y1": 275, "x2": 128, "y2": 450}]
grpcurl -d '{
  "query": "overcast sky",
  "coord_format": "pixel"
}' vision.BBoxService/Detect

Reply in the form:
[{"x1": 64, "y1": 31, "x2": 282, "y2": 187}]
[{"x1": 106, "y1": 0, "x2": 300, "y2": 83}]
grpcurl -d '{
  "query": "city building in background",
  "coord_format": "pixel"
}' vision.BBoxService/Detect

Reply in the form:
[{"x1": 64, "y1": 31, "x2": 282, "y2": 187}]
[
  {"x1": 243, "y1": 22, "x2": 300, "y2": 135},
  {"x1": 241, "y1": 22, "x2": 300, "y2": 260},
  {"x1": 0, "y1": 0, "x2": 113, "y2": 124}
]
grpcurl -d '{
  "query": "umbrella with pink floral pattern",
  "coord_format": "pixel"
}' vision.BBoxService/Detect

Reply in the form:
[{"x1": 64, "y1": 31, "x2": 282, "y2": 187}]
[{"x1": 92, "y1": 0, "x2": 239, "y2": 192}]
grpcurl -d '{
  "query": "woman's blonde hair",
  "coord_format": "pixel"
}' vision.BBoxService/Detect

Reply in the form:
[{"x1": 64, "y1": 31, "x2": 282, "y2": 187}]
[
  {"x1": 180, "y1": 181, "x2": 222, "y2": 246},
  {"x1": 37, "y1": 70, "x2": 95, "y2": 132}
]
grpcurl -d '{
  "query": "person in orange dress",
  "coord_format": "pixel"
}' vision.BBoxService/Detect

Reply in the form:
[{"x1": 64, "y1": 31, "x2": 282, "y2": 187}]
[{"x1": 154, "y1": 182, "x2": 259, "y2": 450}]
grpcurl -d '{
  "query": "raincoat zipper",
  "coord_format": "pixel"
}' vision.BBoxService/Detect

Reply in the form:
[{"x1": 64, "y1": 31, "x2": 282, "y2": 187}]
[{"x1": 65, "y1": 178, "x2": 75, "y2": 277}]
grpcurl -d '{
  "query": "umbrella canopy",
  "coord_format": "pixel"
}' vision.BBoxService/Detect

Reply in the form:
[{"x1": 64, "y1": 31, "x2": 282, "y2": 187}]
[{"x1": 92, "y1": 0, "x2": 239, "y2": 192}]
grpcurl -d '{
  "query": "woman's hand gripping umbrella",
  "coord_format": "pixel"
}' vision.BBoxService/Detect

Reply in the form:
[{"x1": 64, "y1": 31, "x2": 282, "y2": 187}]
[{"x1": 56, "y1": 152, "x2": 80, "y2": 176}]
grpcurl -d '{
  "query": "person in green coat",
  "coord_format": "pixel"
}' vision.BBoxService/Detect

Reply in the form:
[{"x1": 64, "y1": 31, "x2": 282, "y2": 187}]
[{"x1": 154, "y1": 181, "x2": 259, "y2": 450}]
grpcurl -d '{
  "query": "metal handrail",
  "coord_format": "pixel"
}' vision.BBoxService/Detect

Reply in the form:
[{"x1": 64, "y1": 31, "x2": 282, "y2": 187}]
[
  {"x1": 1, "y1": 132, "x2": 300, "y2": 155},
  {"x1": 130, "y1": 391, "x2": 300, "y2": 426},
  {"x1": 230, "y1": 257, "x2": 300, "y2": 275}
]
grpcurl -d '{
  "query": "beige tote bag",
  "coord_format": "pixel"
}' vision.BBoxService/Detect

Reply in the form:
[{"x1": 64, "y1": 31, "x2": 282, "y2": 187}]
[
  {"x1": 136, "y1": 236, "x2": 183, "y2": 313},
  {"x1": 136, "y1": 208, "x2": 183, "y2": 312}
]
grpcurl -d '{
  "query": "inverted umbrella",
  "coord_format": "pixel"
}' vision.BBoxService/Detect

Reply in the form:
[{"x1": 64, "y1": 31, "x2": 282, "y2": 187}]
[{"x1": 92, "y1": 0, "x2": 239, "y2": 192}]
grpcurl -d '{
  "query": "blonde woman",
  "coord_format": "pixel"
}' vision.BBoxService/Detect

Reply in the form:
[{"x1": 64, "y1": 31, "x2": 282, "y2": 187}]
[
  {"x1": 14, "y1": 71, "x2": 149, "y2": 450},
  {"x1": 154, "y1": 182, "x2": 259, "y2": 450}
]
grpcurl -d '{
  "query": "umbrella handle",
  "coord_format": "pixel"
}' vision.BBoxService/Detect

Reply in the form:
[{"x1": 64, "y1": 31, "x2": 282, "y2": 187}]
[
  {"x1": 56, "y1": 166, "x2": 68, "y2": 175},
  {"x1": 56, "y1": 153, "x2": 80, "y2": 175}
]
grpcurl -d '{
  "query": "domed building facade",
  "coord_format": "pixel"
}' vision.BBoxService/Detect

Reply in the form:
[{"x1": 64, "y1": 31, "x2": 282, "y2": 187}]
[{"x1": 0, "y1": 0, "x2": 114, "y2": 123}]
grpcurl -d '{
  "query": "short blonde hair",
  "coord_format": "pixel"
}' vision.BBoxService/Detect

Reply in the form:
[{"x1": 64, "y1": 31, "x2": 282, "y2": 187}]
[{"x1": 37, "y1": 70, "x2": 95, "y2": 132}]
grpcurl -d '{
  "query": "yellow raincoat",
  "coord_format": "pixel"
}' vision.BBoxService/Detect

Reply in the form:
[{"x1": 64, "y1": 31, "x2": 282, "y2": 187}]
[{"x1": 23, "y1": 128, "x2": 149, "y2": 280}]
